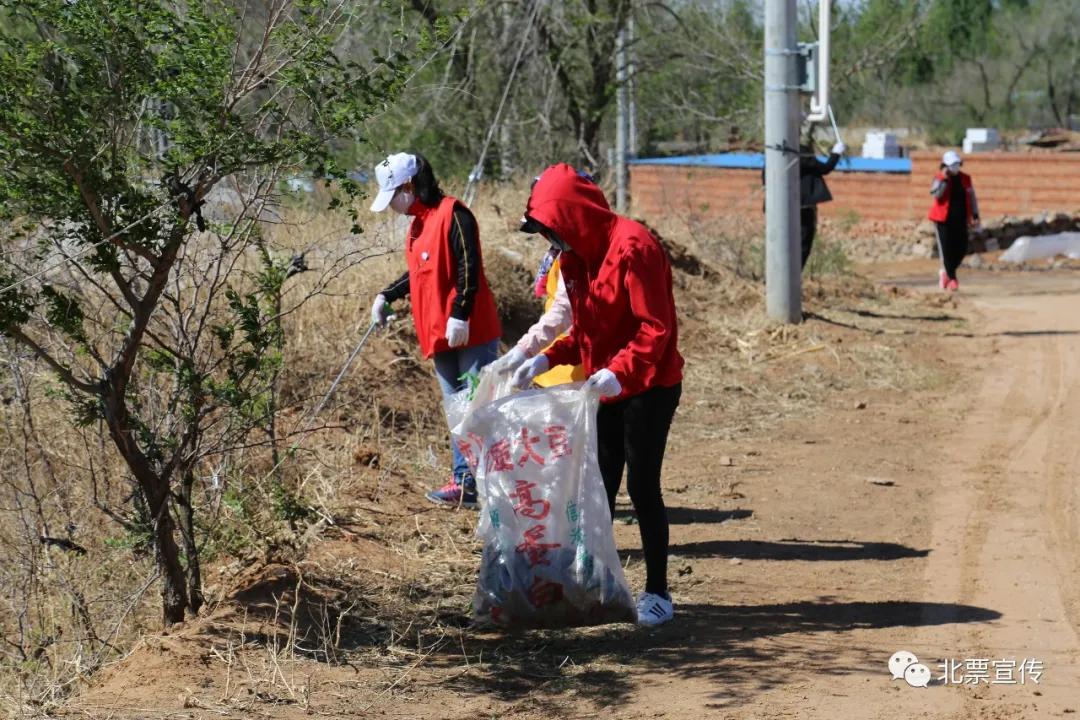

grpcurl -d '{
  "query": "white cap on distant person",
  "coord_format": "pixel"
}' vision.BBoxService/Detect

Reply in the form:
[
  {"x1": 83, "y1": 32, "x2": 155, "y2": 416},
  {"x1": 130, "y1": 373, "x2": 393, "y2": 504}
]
[
  {"x1": 942, "y1": 150, "x2": 962, "y2": 168},
  {"x1": 370, "y1": 152, "x2": 419, "y2": 212}
]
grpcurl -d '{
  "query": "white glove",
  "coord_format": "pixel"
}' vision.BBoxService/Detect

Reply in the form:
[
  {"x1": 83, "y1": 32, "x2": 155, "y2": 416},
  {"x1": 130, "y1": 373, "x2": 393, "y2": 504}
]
[
  {"x1": 492, "y1": 346, "x2": 529, "y2": 375},
  {"x1": 371, "y1": 294, "x2": 395, "y2": 328},
  {"x1": 512, "y1": 355, "x2": 550, "y2": 390},
  {"x1": 446, "y1": 317, "x2": 469, "y2": 348},
  {"x1": 585, "y1": 368, "x2": 622, "y2": 398},
  {"x1": 831, "y1": 142, "x2": 846, "y2": 155}
]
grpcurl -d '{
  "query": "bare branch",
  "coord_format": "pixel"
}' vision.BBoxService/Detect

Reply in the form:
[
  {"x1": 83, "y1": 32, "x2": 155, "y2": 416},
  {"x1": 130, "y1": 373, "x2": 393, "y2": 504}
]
[{"x1": 4, "y1": 327, "x2": 98, "y2": 395}]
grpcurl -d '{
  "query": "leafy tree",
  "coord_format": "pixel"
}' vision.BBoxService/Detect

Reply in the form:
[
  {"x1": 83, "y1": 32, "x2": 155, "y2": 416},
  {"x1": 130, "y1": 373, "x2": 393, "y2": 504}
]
[
  {"x1": 370, "y1": 0, "x2": 638, "y2": 178},
  {"x1": 0, "y1": 0, "x2": 414, "y2": 625},
  {"x1": 635, "y1": 0, "x2": 763, "y2": 152}
]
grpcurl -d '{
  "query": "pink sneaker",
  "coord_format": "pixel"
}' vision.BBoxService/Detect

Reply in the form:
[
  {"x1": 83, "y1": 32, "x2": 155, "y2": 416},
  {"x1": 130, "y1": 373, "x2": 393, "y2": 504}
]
[
  {"x1": 938, "y1": 269, "x2": 948, "y2": 290},
  {"x1": 947, "y1": 278, "x2": 959, "y2": 291},
  {"x1": 425, "y1": 477, "x2": 479, "y2": 509}
]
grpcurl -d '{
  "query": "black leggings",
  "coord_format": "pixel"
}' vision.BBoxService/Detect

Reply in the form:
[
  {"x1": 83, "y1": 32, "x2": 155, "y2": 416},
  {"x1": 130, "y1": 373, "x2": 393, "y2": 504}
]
[
  {"x1": 935, "y1": 222, "x2": 968, "y2": 280},
  {"x1": 597, "y1": 383, "x2": 682, "y2": 596}
]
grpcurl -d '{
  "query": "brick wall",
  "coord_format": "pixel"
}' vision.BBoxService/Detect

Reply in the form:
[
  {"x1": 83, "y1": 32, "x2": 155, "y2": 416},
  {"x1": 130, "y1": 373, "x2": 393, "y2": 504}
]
[
  {"x1": 630, "y1": 152, "x2": 1080, "y2": 226},
  {"x1": 819, "y1": 170, "x2": 913, "y2": 222},
  {"x1": 910, "y1": 151, "x2": 1080, "y2": 219},
  {"x1": 628, "y1": 165, "x2": 764, "y2": 224}
]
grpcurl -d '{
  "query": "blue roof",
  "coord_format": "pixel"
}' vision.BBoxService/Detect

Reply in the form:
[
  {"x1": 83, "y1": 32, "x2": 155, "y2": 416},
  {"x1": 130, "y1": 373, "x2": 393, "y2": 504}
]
[{"x1": 629, "y1": 152, "x2": 911, "y2": 174}]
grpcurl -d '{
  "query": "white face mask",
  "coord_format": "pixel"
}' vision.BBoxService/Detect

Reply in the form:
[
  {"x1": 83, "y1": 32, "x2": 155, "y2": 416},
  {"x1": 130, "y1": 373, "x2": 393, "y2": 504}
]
[
  {"x1": 946, "y1": 163, "x2": 961, "y2": 175},
  {"x1": 389, "y1": 187, "x2": 415, "y2": 215}
]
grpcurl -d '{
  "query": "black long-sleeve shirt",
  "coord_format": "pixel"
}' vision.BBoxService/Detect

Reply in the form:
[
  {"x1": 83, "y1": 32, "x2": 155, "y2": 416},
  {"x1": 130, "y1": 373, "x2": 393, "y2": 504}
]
[
  {"x1": 760, "y1": 150, "x2": 841, "y2": 209},
  {"x1": 799, "y1": 151, "x2": 840, "y2": 207},
  {"x1": 379, "y1": 205, "x2": 481, "y2": 321},
  {"x1": 799, "y1": 151, "x2": 840, "y2": 178}
]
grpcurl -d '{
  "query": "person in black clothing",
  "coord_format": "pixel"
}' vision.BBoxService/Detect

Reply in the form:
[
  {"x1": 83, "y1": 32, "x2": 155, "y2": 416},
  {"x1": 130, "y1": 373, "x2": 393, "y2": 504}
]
[
  {"x1": 761, "y1": 139, "x2": 846, "y2": 270},
  {"x1": 798, "y1": 141, "x2": 845, "y2": 269}
]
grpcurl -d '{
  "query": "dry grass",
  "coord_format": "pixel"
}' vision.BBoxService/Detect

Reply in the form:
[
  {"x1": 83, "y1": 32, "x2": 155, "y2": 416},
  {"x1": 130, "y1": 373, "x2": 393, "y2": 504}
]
[{"x1": 0, "y1": 181, "x2": 951, "y2": 717}]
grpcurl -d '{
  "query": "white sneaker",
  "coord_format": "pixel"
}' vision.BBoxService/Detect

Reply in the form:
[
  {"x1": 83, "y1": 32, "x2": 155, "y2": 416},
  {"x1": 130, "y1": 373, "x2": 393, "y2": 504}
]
[{"x1": 635, "y1": 592, "x2": 674, "y2": 626}]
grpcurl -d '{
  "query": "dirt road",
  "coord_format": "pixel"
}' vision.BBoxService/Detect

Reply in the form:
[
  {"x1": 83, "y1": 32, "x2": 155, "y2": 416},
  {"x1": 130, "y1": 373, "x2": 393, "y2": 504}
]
[{"x1": 610, "y1": 265, "x2": 1080, "y2": 719}]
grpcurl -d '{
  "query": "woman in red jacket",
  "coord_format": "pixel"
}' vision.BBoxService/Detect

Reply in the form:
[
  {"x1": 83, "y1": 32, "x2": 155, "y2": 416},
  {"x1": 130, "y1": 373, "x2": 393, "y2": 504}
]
[
  {"x1": 368, "y1": 152, "x2": 502, "y2": 509},
  {"x1": 512, "y1": 164, "x2": 684, "y2": 626},
  {"x1": 928, "y1": 150, "x2": 980, "y2": 291}
]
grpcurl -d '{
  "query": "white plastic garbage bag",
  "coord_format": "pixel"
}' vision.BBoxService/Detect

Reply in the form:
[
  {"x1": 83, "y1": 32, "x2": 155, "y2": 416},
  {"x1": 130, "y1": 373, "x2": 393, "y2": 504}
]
[
  {"x1": 1000, "y1": 232, "x2": 1080, "y2": 263},
  {"x1": 444, "y1": 366, "x2": 516, "y2": 441},
  {"x1": 448, "y1": 372, "x2": 635, "y2": 629}
]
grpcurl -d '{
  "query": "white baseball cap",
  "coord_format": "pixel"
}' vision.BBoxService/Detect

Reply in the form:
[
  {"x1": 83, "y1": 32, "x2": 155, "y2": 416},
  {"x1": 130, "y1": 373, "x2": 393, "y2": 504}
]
[
  {"x1": 942, "y1": 150, "x2": 962, "y2": 167},
  {"x1": 370, "y1": 152, "x2": 418, "y2": 212}
]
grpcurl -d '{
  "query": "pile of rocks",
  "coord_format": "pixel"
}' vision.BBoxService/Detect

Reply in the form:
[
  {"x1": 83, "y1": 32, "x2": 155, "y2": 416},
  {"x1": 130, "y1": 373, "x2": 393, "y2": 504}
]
[
  {"x1": 968, "y1": 212, "x2": 1080, "y2": 253},
  {"x1": 828, "y1": 212, "x2": 1080, "y2": 263},
  {"x1": 821, "y1": 219, "x2": 928, "y2": 262}
]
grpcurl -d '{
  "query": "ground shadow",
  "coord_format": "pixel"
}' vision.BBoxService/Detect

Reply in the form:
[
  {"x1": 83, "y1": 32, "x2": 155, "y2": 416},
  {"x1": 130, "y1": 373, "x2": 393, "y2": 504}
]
[
  {"x1": 999, "y1": 329, "x2": 1080, "y2": 337},
  {"x1": 944, "y1": 329, "x2": 1080, "y2": 338},
  {"x1": 838, "y1": 307, "x2": 960, "y2": 323},
  {"x1": 806, "y1": 311, "x2": 1080, "y2": 341},
  {"x1": 803, "y1": 310, "x2": 907, "y2": 334},
  {"x1": 629, "y1": 538, "x2": 929, "y2": 562},
  {"x1": 614, "y1": 507, "x2": 753, "y2": 525},
  {"x1": 677, "y1": 599, "x2": 996, "y2": 634},
  {"x1": 196, "y1": 562, "x2": 993, "y2": 716},
  {"x1": 435, "y1": 598, "x2": 1000, "y2": 713}
]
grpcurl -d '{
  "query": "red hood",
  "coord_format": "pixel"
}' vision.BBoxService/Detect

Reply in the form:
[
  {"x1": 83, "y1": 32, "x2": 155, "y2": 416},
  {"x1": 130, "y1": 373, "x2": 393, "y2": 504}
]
[{"x1": 525, "y1": 164, "x2": 615, "y2": 268}]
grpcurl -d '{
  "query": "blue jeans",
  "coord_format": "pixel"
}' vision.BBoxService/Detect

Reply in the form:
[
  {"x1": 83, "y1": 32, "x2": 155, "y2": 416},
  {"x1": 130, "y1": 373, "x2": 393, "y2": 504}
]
[{"x1": 432, "y1": 339, "x2": 499, "y2": 484}]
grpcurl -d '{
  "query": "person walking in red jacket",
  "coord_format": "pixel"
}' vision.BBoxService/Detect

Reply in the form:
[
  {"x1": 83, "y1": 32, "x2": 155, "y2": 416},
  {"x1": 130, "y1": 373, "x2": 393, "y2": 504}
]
[
  {"x1": 512, "y1": 164, "x2": 684, "y2": 626},
  {"x1": 368, "y1": 152, "x2": 502, "y2": 509},
  {"x1": 929, "y1": 150, "x2": 980, "y2": 291}
]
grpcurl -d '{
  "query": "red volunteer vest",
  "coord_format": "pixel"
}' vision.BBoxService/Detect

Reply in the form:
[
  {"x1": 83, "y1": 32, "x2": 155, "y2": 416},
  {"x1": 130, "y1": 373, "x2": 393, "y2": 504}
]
[
  {"x1": 405, "y1": 196, "x2": 501, "y2": 358},
  {"x1": 928, "y1": 171, "x2": 974, "y2": 224}
]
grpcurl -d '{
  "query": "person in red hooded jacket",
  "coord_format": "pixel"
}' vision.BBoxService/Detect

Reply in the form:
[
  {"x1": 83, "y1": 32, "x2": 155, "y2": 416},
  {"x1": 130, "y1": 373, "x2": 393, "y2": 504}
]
[
  {"x1": 368, "y1": 152, "x2": 502, "y2": 509},
  {"x1": 512, "y1": 164, "x2": 684, "y2": 627}
]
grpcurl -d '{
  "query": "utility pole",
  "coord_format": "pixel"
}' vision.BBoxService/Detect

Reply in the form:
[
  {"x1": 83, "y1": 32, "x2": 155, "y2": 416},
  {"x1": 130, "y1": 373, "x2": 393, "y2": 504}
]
[
  {"x1": 614, "y1": 22, "x2": 628, "y2": 213},
  {"x1": 764, "y1": 0, "x2": 801, "y2": 323}
]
